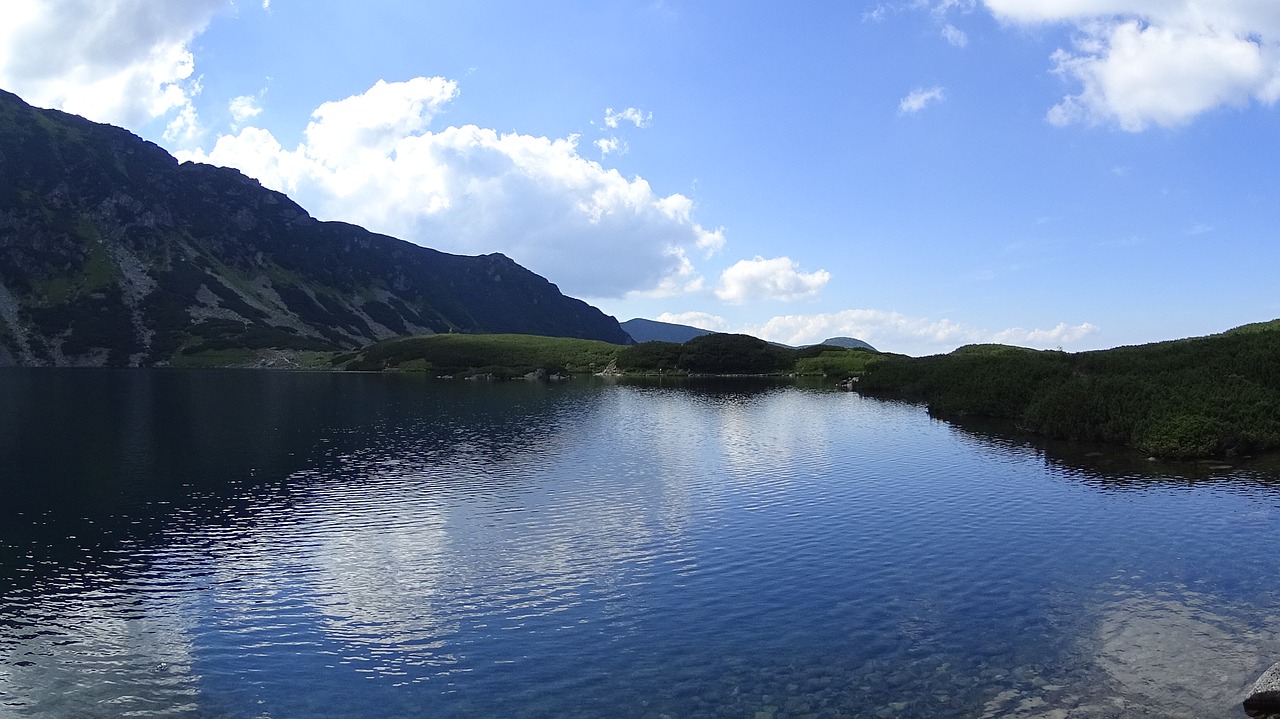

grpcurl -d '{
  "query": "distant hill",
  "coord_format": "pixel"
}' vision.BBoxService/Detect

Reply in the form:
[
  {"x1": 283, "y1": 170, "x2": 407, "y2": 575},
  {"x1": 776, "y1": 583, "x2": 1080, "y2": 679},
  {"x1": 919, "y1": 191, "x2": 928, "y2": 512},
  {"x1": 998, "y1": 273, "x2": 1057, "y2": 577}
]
[
  {"x1": 816, "y1": 336, "x2": 877, "y2": 352},
  {"x1": 621, "y1": 319, "x2": 877, "y2": 353},
  {"x1": 621, "y1": 318, "x2": 714, "y2": 344},
  {"x1": 0, "y1": 88, "x2": 630, "y2": 366}
]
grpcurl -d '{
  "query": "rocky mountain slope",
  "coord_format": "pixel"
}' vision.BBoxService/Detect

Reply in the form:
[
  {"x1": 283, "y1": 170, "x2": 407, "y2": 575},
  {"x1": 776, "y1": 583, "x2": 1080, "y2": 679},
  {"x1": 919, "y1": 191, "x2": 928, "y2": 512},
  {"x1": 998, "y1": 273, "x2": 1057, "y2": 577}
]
[{"x1": 0, "y1": 89, "x2": 629, "y2": 366}]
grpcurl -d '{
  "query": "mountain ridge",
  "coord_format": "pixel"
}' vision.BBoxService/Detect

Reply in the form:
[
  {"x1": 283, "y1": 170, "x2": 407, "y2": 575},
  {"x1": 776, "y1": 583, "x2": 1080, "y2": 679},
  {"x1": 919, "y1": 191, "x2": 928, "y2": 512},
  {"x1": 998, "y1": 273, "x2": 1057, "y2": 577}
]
[
  {"x1": 621, "y1": 318, "x2": 877, "y2": 352},
  {"x1": 0, "y1": 89, "x2": 630, "y2": 366},
  {"x1": 620, "y1": 317, "x2": 713, "y2": 344}
]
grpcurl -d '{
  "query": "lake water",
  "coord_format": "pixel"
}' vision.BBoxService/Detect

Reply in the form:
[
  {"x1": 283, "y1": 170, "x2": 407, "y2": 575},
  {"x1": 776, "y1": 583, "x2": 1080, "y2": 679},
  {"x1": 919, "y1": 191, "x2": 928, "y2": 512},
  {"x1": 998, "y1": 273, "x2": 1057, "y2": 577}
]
[{"x1": 2, "y1": 370, "x2": 1280, "y2": 718}]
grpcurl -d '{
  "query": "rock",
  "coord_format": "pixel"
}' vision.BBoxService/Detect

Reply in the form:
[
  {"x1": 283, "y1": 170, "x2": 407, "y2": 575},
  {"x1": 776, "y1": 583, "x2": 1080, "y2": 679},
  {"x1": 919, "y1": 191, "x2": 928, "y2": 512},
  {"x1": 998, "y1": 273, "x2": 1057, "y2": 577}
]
[{"x1": 1244, "y1": 662, "x2": 1280, "y2": 717}]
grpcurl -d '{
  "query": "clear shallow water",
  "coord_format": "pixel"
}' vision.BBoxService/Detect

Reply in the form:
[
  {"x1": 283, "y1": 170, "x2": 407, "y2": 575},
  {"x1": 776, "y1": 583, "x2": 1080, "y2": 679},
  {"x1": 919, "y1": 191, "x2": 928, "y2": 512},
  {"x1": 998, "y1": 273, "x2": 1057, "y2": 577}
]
[{"x1": 2, "y1": 371, "x2": 1280, "y2": 718}]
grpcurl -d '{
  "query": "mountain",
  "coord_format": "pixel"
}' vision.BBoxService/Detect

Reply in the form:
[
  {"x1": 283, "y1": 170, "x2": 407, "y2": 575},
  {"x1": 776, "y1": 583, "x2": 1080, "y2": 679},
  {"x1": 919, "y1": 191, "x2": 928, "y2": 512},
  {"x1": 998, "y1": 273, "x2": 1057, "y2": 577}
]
[
  {"x1": 620, "y1": 318, "x2": 714, "y2": 343},
  {"x1": 816, "y1": 336, "x2": 877, "y2": 352},
  {"x1": 0, "y1": 89, "x2": 630, "y2": 367}
]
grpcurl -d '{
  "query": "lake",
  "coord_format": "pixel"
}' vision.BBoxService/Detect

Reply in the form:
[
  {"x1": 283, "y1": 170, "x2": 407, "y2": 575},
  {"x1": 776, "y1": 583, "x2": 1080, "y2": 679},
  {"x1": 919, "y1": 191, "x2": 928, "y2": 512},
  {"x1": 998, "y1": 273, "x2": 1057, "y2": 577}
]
[{"x1": 2, "y1": 369, "x2": 1279, "y2": 718}]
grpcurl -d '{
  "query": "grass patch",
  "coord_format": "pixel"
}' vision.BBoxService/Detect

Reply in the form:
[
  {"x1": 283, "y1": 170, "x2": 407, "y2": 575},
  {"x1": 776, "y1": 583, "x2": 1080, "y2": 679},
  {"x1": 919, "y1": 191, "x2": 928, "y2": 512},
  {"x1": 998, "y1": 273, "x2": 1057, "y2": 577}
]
[
  {"x1": 345, "y1": 333, "x2": 625, "y2": 375},
  {"x1": 37, "y1": 240, "x2": 116, "y2": 304},
  {"x1": 168, "y1": 347, "x2": 258, "y2": 367},
  {"x1": 794, "y1": 349, "x2": 884, "y2": 379}
]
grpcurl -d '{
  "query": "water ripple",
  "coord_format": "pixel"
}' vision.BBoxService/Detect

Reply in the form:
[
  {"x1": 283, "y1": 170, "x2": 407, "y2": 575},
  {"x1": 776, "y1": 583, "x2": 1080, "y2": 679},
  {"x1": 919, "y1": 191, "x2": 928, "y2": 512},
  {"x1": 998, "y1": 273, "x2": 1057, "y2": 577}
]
[{"x1": 2, "y1": 377, "x2": 1280, "y2": 717}]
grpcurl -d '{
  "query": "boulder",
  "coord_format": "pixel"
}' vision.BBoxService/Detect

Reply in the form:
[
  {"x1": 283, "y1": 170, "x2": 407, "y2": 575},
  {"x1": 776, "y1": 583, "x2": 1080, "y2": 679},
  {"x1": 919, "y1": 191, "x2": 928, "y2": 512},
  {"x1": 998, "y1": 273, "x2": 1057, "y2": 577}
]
[{"x1": 1244, "y1": 661, "x2": 1280, "y2": 718}]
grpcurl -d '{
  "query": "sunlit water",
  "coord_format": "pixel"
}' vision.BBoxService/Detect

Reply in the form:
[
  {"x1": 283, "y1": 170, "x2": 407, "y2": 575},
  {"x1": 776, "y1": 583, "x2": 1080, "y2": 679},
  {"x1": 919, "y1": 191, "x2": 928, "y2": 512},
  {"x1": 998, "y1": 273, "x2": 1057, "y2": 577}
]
[{"x1": 2, "y1": 370, "x2": 1280, "y2": 718}]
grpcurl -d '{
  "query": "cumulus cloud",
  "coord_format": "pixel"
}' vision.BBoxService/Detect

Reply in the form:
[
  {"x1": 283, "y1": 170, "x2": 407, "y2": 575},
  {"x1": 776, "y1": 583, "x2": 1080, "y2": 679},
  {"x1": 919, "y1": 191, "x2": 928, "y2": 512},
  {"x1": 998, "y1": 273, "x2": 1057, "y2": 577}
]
[
  {"x1": 0, "y1": 0, "x2": 227, "y2": 139},
  {"x1": 642, "y1": 250, "x2": 706, "y2": 298},
  {"x1": 984, "y1": 0, "x2": 1280, "y2": 130},
  {"x1": 741, "y1": 309, "x2": 1099, "y2": 355},
  {"x1": 714, "y1": 256, "x2": 831, "y2": 304},
  {"x1": 181, "y1": 78, "x2": 724, "y2": 299},
  {"x1": 604, "y1": 107, "x2": 653, "y2": 129},
  {"x1": 899, "y1": 86, "x2": 946, "y2": 114},
  {"x1": 655, "y1": 311, "x2": 730, "y2": 332}
]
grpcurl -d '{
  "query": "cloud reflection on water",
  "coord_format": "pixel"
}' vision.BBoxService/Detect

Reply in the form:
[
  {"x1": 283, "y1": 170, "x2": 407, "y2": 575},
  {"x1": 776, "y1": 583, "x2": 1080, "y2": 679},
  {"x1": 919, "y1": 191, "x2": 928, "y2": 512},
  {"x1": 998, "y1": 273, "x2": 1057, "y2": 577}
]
[{"x1": 5, "y1": 376, "x2": 1280, "y2": 718}]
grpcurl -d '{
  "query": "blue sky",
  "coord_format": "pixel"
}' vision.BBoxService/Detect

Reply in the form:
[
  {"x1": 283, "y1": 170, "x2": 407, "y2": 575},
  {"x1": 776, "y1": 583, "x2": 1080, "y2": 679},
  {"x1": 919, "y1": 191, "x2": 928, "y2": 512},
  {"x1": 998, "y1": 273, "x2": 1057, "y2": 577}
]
[{"x1": 3, "y1": 1, "x2": 1279, "y2": 355}]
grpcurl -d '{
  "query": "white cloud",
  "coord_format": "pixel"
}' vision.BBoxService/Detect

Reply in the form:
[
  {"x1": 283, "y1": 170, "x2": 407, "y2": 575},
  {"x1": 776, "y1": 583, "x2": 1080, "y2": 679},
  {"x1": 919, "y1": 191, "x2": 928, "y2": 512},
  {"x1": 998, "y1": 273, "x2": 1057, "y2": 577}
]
[
  {"x1": 714, "y1": 256, "x2": 831, "y2": 304},
  {"x1": 229, "y1": 94, "x2": 262, "y2": 125},
  {"x1": 164, "y1": 96, "x2": 201, "y2": 143},
  {"x1": 595, "y1": 136, "x2": 625, "y2": 157},
  {"x1": 989, "y1": 321, "x2": 1100, "y2": 346},
  {"x1": 604, "y1": 107, "x2": 653, "y2": 129},
  {"x1": 655, "y1": 311, "x2": 729, "y2": 332},
  {"x1": 942, "y1": 23, "x2": 969, "y2": 46},
  {"x1": 640, "y1": 248, "x2": 706, "y2": 298},
  {"x1": 0, "y1": 0, "x2": 226, "y2": 139},
  {"x1": 305, "y1": 77, "x2": 459, "y2": 167},
  {"x1": 984, "y1": 0, "x2": 1280, "y2": 130},
  {"x1": 181, "y1": 78, "x2": 723, "y2": 300},
  {"x1": 741, "y1": 309, "x2": 1099, "y2": 355},
  {"x1": 864, "y1": 4, "x2": 892, "y2": 22},
  {"x1": 899, "y1": 86, "x2": 946, "y2": 114},
  {"x1": 934, "y1": 0, "x2": 978, "y2": 13}
]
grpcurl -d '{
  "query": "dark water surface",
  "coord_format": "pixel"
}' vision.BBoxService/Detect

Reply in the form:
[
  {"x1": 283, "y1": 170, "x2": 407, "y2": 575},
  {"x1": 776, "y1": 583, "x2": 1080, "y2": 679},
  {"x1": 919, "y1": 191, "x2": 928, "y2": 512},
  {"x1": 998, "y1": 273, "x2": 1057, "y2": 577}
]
[{"x1": 2, "y1": 369, "x2": 1280, "y2": 718}]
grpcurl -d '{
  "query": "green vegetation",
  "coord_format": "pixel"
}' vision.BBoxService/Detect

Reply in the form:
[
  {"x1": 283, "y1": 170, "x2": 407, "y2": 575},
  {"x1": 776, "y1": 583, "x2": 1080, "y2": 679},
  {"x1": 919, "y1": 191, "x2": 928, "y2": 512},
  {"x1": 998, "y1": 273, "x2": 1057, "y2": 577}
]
[
  {"x1": 675, "y1": 333, "x2": 794, "y2": 374},
  {"x1": 857, "y1": 326, "x2": 1280, "y2": 460},
  {"x1": 178, "y1": 319, "x2": 333, "y2": 355},
  {"x1": 37, "y1": 239, "x2": 116, "y2": 304},
  {"x1": 167, "y1": 347, "x2": 260, "y2": 367},
  {"x1": 338, "y1": 331, "x2": 884, "y2": 380},
  {"x1": 794, "y1": 348, "x2": 883, "y2": 380},
  {"x1": 615, "y1": 341, "x2": 683, "y2": 373},
  {"x1": 342, "y1": 333, "x2": 624, "y2": 376},
  {"x1": 616, "y1": 334, "x2": 799, "y2": 375},
  {"x1": 616, "y1": 335, "x2": 883, "y2": 377}
]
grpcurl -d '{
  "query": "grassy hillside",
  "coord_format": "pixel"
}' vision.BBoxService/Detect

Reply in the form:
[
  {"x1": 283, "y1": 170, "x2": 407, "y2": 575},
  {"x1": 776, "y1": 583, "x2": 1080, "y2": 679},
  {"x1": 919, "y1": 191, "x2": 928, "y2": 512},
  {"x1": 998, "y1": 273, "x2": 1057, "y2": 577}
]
[{"x1": 857, "y1": 324, "x2": 1280, "y2": 459}]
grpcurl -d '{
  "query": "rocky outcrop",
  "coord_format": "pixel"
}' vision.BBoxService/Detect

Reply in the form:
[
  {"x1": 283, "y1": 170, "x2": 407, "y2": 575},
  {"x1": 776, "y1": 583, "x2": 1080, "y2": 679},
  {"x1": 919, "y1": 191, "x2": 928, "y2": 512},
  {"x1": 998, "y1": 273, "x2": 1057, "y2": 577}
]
[
  {"x1": 1245, "y1": 662, "x2": 1280, "y2": 718},
  {"x1": 0, "y1": 89, "x2": 630, "y2": 366}
]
